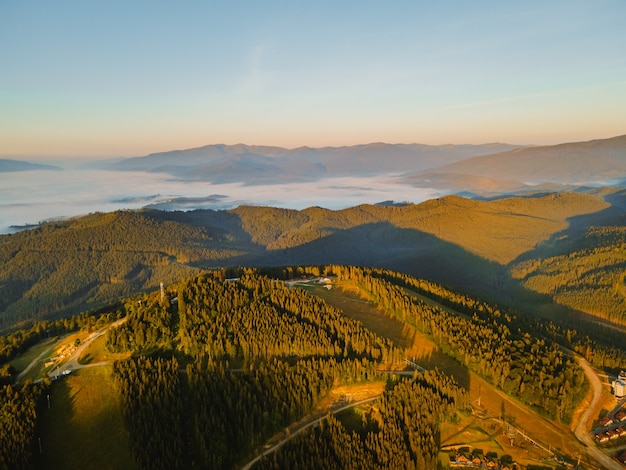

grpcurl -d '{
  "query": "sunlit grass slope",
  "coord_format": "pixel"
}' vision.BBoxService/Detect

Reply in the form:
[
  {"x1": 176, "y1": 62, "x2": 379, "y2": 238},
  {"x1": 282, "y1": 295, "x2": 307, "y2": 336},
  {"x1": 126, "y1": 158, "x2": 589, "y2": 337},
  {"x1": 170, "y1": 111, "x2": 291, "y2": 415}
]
[{"x1": 36, "y1": 366, "x2": 136, "y2": 470}]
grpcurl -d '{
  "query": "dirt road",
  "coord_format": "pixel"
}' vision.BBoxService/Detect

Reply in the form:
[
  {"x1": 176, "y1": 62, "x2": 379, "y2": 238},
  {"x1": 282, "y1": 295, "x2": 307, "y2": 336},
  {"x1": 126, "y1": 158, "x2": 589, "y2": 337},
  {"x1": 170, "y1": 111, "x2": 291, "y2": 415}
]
[
  {"x1": 574, "y1": 356, "x2": 623, "y2": 470},
  {"x1": 241, "y1": 396, "x2": 380, "y2": 470},
  {"x1": 15, "y1": 338, "x2": 61, "y2": 382},
  {"x1": 14, "y1": 317, "x2": 127, "y2": 382},
  {"x1": 48, "y1": 317, "x2": 127, "y2": 378}
]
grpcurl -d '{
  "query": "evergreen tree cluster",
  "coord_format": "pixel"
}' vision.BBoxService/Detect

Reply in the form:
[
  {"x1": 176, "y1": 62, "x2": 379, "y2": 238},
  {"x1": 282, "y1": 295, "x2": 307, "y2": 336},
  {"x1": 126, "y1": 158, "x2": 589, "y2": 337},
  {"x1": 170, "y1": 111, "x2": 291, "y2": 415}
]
[
  {"x1": 185, "y1": 357, "x2": 372, "y2": 468},
  {"x1": 0, "y1": 380, "x2": 48, "y2": 469},
  {"x1": 112, "y1": 356, "x2": 186, "y2": 470},
  {"x1": 257, "y1": 372, "x2": 460, "y2": 470},
  {"x1": 5, "y1": 264, "x2": 625, "y2": 468},
  {"x1": 511, "y1": 225, "x2": 626, "y2": 325},
  {"x1": 112, "y1": 354, "x2": 381, "y2": 469},
  {"x1": 0, "y1": 209, "x2": 232, "y2": 327},
  {"x1": 108, "y1": 271, "x2": 399, "y2": 468},
  {"x1": 175, "y1": 272, "x2": 400, "y2": 364},
  {"x1": 106, "y1": 295, "x2": 173, "y2": 353},
  {"x1": 328, "y1": 265, "x2": 586, "y2": 421}
]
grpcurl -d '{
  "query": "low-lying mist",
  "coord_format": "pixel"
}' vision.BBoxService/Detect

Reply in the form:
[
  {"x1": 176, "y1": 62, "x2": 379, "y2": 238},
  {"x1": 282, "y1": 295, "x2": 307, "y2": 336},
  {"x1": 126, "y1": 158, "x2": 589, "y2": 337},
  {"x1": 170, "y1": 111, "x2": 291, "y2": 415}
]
[{"x1": 0, "y1": 168, "x2": 445, "y2": 234}]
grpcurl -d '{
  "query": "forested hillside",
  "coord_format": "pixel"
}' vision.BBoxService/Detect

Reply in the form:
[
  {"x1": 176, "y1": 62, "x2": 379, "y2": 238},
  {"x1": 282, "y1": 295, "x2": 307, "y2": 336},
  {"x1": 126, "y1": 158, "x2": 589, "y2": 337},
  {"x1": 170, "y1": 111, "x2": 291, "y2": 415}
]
[
  {"x1": 511, "y1": 225, "x2": 626, "y2": 325},
  {"x1": 2, "y1": 190, "x2": 625, "y2": 332},
  {"x1": 0, "y1": 210, "x2": 246, "y2": 329},
  {"x1": 3, "y1": 266, "x2": 626, "y2": 468}
]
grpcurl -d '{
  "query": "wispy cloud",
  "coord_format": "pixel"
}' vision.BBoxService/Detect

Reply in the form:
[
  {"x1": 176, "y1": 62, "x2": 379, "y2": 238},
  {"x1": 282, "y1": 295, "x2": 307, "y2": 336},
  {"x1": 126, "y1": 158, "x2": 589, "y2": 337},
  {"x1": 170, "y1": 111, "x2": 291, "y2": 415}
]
[{"x1": 239, "y1": 42, "x2": 273, "y2": 92}]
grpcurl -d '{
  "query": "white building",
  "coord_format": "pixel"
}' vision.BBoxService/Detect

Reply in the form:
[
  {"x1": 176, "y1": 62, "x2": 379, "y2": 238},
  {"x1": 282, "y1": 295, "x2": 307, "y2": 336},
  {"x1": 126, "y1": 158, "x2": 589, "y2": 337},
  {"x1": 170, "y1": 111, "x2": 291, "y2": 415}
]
[{"x1": 612, "y1": 371, "x2": 626, "y2": 398}]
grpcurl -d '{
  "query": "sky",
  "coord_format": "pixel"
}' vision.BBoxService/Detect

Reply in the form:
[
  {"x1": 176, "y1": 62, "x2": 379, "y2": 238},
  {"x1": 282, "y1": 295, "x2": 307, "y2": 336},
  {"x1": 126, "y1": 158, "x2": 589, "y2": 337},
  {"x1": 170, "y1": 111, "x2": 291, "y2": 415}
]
[{"x1": 1, "y1": 1, "x2": 625, "y2": 158}]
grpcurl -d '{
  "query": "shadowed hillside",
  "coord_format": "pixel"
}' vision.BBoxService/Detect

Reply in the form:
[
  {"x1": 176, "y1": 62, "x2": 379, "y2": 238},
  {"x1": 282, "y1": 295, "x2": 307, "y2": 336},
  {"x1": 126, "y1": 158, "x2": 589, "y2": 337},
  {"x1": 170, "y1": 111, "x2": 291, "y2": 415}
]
[
  {"x1": 508, "y1": 189, "x2": 626, "y2": 325},
  {"x1": 0, "y1": 191, "x2": 618, "y2": 330},
  {"x1": 230, "y1": 192, "x2": 608, "y2": 264}
]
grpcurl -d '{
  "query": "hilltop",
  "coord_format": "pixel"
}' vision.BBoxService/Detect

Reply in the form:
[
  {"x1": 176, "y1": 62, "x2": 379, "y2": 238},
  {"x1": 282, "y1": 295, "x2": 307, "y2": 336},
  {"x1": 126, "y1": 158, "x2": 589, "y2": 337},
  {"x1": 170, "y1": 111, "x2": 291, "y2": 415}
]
[
  {"x1": 404, "y1": 134, "x2": 626, "y2": 192},
  {"x1": 107, "y1": 135, "x2": 626, "y2": 194},
  {"x1": 110, "y1": 142, "x2": 525, "y2": 183}
]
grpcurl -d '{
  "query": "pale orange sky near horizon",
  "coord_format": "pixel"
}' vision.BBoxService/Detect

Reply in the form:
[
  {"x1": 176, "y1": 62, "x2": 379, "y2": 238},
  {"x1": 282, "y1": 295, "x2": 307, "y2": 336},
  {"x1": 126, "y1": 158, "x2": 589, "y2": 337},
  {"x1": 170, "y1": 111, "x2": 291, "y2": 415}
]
[{"x1": 1, "y1": 1, "x2": 625, "y2": 159}]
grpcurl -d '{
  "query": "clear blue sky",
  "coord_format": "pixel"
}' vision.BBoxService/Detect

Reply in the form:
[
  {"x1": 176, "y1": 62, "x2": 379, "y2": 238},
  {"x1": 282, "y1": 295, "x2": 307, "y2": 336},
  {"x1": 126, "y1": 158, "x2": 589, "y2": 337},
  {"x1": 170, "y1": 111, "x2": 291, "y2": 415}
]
[{"x1": 1, "y1": 1, "x2": 625, "y2": 157}]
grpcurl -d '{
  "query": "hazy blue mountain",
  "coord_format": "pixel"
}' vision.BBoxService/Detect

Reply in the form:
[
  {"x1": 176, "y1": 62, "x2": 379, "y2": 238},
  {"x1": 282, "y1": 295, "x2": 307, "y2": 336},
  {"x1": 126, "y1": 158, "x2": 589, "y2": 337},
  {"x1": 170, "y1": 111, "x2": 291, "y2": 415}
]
[
  {"x1": 404, "y1": 134, "x2": 626, "y2": 191},
  {"x1": 110, "y1": 142, "x2": 525, "y2": 183},
  {"x1": 0, "y1": 159, "x2": 61, "y2": 172}
]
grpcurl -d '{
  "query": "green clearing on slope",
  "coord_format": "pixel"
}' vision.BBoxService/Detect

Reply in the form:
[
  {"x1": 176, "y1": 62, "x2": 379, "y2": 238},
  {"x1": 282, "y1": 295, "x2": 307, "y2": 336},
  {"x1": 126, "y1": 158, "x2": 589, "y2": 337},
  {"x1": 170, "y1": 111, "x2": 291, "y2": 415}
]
[
  {"x1": 9, "y1": 337, "x2": 58, "y2": 376},
  {"x1": 35, "y1": 366, "x2": 136, "y2": 470}
]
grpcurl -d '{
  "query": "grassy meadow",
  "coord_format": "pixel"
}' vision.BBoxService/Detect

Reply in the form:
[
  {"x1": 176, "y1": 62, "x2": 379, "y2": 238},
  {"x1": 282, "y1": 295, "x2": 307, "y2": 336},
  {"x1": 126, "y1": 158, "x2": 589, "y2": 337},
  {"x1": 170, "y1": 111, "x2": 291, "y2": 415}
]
[{"x1": 35, "y1": 366, "x2": 135, "y2": 470}]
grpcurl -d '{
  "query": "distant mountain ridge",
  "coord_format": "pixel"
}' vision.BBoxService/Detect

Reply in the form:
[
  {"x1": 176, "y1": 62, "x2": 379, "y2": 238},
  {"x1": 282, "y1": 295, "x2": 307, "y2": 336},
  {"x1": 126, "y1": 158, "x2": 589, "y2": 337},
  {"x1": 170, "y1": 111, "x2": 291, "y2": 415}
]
[
  {"x1": 110, "y1": 135, "x2": 626, "y2": 192},
  {"x1": 404, "y1": 134, "x2": 626, "y2": 191},
  {"x1": 0, "y1": 159, "x2": 60, "y2": 172},
  {"x1": 111, "y1": 142, "x2": 525, "y2": 183}
]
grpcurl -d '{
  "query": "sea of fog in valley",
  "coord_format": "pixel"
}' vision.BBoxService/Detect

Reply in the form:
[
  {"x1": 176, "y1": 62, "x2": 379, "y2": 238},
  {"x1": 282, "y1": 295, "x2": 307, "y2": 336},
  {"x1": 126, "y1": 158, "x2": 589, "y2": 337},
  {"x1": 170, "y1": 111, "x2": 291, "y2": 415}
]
[{"x1": 0, "y1": 168, "x2": 445, "y2": 234}]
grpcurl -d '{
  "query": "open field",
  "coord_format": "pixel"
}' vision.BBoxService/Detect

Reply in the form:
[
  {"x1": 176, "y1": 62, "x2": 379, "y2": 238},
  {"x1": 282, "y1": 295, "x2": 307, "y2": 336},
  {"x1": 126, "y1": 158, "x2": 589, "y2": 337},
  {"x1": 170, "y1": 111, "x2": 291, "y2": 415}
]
[
  {"x1": 35, "y1": 366, "x2": 136, "y2": 470},
  {"x1": 303, "y1": 282, "x2": 410, "y2": 348},
  {"x1": 11, "y1": 332, "x2": 86, "y2": 382},
  {"x1": 78, "y1": 333, "x2": 130, "y2": 365},
  {"x1": 9, "y1": 337, "x2": 59, "y2": 376}
]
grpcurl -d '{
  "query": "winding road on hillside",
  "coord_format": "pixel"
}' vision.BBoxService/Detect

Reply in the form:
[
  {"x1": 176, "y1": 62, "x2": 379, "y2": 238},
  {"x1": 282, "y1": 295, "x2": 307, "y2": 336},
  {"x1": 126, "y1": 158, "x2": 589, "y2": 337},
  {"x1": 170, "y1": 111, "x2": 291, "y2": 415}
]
[
  {"x1": 48, "y1": 317, "x2": 127, "y2": 378},
  {"x1": 15, "y1": 317, "x2": 127, "y2": 382},
  {"x1": 15, "y1": 339, "x2": 62, "y2": 382},
  {"x1": 241, "y1": 396, "x2": 380, "y2": 470},
  {"x1": 574, "y1": 356, "x2": 623, "y2": 470}
]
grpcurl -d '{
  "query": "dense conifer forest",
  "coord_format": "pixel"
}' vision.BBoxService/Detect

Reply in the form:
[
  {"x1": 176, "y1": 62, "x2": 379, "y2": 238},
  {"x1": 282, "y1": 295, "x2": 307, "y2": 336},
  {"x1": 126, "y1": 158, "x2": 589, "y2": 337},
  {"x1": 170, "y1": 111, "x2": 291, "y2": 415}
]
[
  {"x1": 0, "y1": 380, "x2": 48, "y2": 469},
  {"x1": 511, "y1": 225, "x2": 626, "y2": 325},
  {"x1": 1, "y1": 265, "x2": 625, "y2": 468},
  {"x1": 256, "y1": 375, "x2": 460, "y2": 470}
]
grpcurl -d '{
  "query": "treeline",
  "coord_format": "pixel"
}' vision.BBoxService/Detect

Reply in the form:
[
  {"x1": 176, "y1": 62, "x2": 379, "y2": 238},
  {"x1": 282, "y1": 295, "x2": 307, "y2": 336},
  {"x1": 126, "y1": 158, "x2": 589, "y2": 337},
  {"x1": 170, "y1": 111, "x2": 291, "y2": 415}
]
[
  {"x1": 346, "y1": 263, "x2": 626, "y2": 372},
  {"x1": 106, "y1": 294, "x2": 174, "y2": 353},
  {"x1": 322, "y1": 265, "x2": 586, "y2": 421},
  {"x1": 256, "y1": 371, "x2": 462, "y2": 470},
  {"x1": 112, "y1": 356, "x2": 186, "y2": 470},
  {"x1": 107, "y1": 271, "x2": 401, "y2": 365},
  {"x1": 1, "y1": 193, "x2": 619, "y2": 332},
  {"x1": 107, "y1": 271, "x2": 407, "y2": 468},
  {"x1": 9, "y1": 264, "x2": 620, "y2": 467},
  {"x1": 0, "y1": 380, "x2": 49, "y2": 469},
  {"x1": 185, "y1": 356, "x2": 378, "y2": 468}
]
